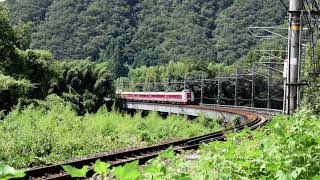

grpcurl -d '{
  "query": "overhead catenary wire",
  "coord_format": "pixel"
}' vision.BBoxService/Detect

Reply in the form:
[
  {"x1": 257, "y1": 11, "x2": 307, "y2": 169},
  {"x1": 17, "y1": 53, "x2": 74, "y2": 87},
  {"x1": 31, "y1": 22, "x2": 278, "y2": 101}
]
[
  {"x1": 304, "y1": 2, "x2": 313, "y2": 33},
  {"x1": 279, "y1": 0, "x2": 290, "y2": 12},
  {"x1": 312, "y1": 0, "x2": 319, "y2": 10},
  {"x1": 117, "y1": 61, "x2": 285, "y2": 109}
]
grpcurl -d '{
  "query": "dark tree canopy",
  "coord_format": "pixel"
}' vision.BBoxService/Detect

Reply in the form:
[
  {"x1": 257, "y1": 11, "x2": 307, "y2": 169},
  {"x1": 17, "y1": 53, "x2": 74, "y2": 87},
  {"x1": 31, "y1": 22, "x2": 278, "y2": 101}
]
[
  {"x1": 6, "y1": 0, "x2": 287, "y2": 76},
  {"x1": 0, "y1": 4, "x2": 115, "y2": 113}
]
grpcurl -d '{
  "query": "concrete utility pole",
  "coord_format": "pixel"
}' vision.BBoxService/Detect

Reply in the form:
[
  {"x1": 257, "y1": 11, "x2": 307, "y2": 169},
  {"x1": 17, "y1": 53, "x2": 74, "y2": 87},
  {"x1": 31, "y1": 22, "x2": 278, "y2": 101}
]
[{"x1": 285, "y1": 0, "x2": 303, "y2": 115}]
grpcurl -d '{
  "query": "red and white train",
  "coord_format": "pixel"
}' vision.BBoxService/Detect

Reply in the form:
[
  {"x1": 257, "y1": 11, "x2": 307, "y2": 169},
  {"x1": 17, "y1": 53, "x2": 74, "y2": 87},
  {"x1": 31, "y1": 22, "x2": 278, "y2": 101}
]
[{"x1": 116, "y1": 90, "x2": 195, "y2": 104}]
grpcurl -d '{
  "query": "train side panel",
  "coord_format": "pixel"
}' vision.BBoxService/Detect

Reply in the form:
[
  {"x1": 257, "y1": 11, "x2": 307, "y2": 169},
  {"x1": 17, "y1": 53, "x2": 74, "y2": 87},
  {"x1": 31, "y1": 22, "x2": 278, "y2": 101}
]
[{"x1": 116, "y1": 91, "x2": 194, "y2": 104}]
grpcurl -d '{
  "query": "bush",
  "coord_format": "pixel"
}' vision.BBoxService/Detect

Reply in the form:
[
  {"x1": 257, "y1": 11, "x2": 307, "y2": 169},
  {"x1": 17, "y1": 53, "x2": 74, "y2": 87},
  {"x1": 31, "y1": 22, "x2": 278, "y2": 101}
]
[
  {"x1": 0, "y1": 74, "x2": 34, "y2": 112},
  {"x1": 0, "y1": 101, "x2": 217, "y2": 168},
  {"x1": 140, "y1": 110, "x2": 320, "y2": 179},
  {"x1": 51, "y1": 60, "x2": 115, "y2": 114}
]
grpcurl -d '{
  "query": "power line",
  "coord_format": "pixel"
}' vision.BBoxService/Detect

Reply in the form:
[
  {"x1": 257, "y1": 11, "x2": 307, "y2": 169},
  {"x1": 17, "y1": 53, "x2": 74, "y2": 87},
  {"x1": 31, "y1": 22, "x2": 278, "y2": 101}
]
[
  {"x1": 279, "y1": 0, "x2": 290, "y2": 12},
  {"x1": 303, "y1": 3, "x2": 313, "y2": 33},
  {"x1": 312, "y1": 0, "x2": 319, "y2": 11}
]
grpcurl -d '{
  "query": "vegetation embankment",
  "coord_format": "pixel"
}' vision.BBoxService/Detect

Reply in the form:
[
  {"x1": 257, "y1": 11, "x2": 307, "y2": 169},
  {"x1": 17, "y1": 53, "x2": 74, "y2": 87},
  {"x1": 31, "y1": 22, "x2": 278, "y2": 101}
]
[
  {"x1": 0, "y1": 96, "x2": 223, "y2": 169},
  {"x1": 59, "y1": 107, "x2": 320, "y2": 180},
  {"x1": 137, "y1": 88, "x2": 320, "y2": 179},
  {"x1": 139, "y1": 109, "x2": 320, "y2": 179}
]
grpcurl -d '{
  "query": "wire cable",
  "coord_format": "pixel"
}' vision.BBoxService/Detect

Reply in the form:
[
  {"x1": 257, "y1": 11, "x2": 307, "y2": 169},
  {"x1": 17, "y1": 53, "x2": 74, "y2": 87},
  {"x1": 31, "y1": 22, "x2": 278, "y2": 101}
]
[
  {"x1": 312, "y1": 0, "x2": 320, "y2": 11},
  {"x1": 279, "y1": 0, "x2": 289, "y2": 12}
]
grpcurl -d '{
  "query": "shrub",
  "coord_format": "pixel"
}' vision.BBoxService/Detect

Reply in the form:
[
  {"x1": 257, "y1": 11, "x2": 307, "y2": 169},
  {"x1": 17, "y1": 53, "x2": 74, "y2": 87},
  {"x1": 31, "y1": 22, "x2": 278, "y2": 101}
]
[{"x1": 0, "y1": 101, "x2": 217, "y2": 168}]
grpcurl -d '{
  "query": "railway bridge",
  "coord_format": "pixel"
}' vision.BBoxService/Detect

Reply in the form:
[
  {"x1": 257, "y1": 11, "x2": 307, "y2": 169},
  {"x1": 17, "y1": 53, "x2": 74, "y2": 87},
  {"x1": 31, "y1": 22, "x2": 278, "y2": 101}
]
[{"x1": 121, "y1": 101, "x2": 283, "y2": 121}]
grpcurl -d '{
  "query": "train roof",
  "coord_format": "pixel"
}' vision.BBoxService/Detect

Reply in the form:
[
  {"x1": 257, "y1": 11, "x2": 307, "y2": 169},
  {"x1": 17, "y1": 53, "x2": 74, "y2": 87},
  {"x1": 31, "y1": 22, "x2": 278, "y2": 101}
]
[{"x1": 117, "y1": 91, "x2": 193, "y2": 94}]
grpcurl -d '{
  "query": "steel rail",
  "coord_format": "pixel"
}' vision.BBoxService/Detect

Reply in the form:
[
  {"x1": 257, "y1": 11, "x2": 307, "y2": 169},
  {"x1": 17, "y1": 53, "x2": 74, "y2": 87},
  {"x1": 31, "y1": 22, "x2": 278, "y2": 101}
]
[{"x1": 23, "y1": 104, "x2": 271, "y2": 180}]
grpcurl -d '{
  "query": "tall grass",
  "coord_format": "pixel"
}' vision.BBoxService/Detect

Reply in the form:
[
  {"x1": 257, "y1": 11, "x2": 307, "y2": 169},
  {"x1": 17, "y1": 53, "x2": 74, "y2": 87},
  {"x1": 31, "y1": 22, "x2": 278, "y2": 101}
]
[{"x1": 0, "y1": 100, "x2": 222, "y2": 168}]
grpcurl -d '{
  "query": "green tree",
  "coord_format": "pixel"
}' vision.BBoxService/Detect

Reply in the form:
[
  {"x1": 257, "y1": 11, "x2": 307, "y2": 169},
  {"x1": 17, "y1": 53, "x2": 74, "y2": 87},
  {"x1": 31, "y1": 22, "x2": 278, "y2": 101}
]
[
  {"x1": 6, "y1": 0, "x2": 287, "y2": 77},
  {"x1": 0, "y1": 5, "x2": 21, "y2": 75},
  {"x1": 0, "y1": 74, "x2": 34, "y2": 112},
  {"x1": 214, "y1": 0, "x2": 286, "y2": 64},
  {"x1": 52, "y1": 60, "x2": 114, "y2": 113}
]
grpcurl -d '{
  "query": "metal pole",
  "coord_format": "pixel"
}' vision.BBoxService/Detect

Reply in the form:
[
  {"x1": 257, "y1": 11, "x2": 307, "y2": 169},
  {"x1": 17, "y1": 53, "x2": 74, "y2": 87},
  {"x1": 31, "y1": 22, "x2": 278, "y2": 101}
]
[
  {"x1": 116, "y1": 79, "x2": 119, "y2": 90},
  {"x1": 286, "y1": 0, "x2": 303, "y2": 114},
  {"x1": 297, "y1": 13, "x2": 303, "y2": 109},
  {"x1": 251, "y1": 63, "x2": 255, "y2": 107},
  {"x1": 267, "y1": 59, "x2": 272, "y2": 109},
  {"x1": 200, "y1": 72, "x2": 204, "y2": 105},
  {"x1": 235, "y1": 68, "x2": 238, "y2": 106},
  {"x1": 166, "y1": 79, "x2": 169, "y2": 92},
  {"x1": 218, "y1": 72, "x2": 221, "y2": 104},
  {"x1": 283, "y1": 57, "x2": 288, "y2": 113}
]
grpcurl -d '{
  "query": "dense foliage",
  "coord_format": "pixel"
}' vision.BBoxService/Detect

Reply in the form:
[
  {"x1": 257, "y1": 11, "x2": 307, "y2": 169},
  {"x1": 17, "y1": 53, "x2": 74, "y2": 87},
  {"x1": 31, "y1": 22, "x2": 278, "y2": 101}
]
[
  {"x1": 51, "y1": 60, "x2": 114, "y2": 113},
  {"x1": 0, "y1": 5, "x2": 114, "y2": 113},
  {"x1": 6, "y1": 0, "x2": 287, "y2": 76},
  {"x1": 138, "y1": 109, "x2": 320, "y2": 179},
  {"x1": 0, "y1": 4, "x2": 21, "y2": 76},
  {"x1": 62, "y1": 108, "x2": 320, "y2": 179},
  {"x1": 0, "y1": 96, "x2": 222, "y2": 168},
  {"x1": 0, "y1": 74, "x2": 33, "y2": 112}
]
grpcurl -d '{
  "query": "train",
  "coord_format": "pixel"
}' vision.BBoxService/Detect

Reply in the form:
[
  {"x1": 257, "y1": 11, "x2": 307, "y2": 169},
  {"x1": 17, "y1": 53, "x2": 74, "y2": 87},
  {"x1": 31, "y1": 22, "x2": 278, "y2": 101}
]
[{"x1": 116, "y1": 90, "x2": 195, "y2": 104}]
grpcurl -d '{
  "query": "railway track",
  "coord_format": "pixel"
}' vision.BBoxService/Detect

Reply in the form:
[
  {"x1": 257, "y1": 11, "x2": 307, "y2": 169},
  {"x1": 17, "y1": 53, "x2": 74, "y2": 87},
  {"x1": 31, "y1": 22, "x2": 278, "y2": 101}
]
[{"x1": 24, "y1": 105, "x2": 271, "y2": 180}]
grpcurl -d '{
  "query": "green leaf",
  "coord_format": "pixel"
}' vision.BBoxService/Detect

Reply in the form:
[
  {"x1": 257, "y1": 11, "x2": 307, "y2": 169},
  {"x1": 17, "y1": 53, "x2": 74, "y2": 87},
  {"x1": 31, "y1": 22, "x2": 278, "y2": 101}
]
[
  {"x1": 173, "y1": 173, "x2": 192, "y2": 180},
  {"x1": 0, "y1": 164, "x2": 25, "y2": 180},
  {"x1": 112, "y1": 161, "x2": 140, "y2": 180},
  {"x1": 144, "y1": 165, "x2": 160, "y2": 174},
  {"x1": 93, "y1": 160, "x2": 110, "y2": 176},
  {"x1": 291, "y1": 167, "x2": 306, "y2": 179},
  {"x1": 159, "y1": 148, "x2": 175, "y2": 159},
  {"x1": 274, "y1": 123, "x2": 285, "y2": 137},
  {"x1": 62, "y1": 165, "x2": 88, "y2": 178},
  {"x1": 225, "y1": 150, "x2": 235, "y2": 159},
  {"x1": 277, "y1": 171, "x2": 293, "y2": 180},
  {"x1": 160, "y1": 166, "x2": 167, "y2": 176},
  {"x1": 311, "y1": 176, "x2": 320, "y2": 180},
  {"x1": 199, "y1": 143, "x2": 207, "y2": 150}
]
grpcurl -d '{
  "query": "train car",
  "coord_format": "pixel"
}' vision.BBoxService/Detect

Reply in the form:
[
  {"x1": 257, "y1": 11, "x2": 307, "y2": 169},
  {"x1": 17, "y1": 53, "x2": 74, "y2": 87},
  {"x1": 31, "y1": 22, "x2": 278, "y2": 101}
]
[{"x1": 116, "y1": 90, "x2": 194, "y2": 104}]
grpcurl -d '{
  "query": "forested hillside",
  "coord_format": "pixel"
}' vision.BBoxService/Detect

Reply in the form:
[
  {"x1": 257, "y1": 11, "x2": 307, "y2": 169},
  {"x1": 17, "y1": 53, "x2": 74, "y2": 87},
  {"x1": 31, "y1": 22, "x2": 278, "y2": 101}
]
[
  {"x1": 6, "y1": 0, "x2": 287, "y2": 76},
  {"x1": 0, "y1": 5, "x2": 114, "y2": 114}
]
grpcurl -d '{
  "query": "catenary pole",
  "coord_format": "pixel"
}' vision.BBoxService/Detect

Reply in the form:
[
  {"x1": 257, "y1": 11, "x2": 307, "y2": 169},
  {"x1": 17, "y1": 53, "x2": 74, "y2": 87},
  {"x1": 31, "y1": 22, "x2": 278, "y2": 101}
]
[
  {"x1": 235, "y1": 68, "x2": 238, "y2": 106},
  {"x1": 286, "y1": 0, "x2": 303, "y2": 114},
  {"x1": 218, "y1": 72, "x2": 221, "y2": 104},
  {"x1": 267, "y1": 59, "x2": 272, "y2": 109},
  {"x1": 251, "y1": 63, "x2": 255, "y2": 107},
  {"x1": 200, "y1": 72, "x2": 204, "y2": 105}
]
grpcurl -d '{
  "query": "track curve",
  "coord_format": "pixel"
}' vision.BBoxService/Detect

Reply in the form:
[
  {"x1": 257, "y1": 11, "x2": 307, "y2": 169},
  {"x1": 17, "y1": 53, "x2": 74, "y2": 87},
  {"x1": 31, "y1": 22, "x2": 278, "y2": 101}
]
[{"x1": 23, "y1": 104, "x2": 272, "y2": 180}]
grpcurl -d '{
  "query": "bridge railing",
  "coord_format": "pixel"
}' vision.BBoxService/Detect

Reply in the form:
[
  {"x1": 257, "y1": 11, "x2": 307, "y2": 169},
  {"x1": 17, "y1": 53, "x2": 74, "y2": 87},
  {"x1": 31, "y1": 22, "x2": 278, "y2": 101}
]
[{"x1": 203, "y1": 104, "x2": 284, "y2": 115}]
